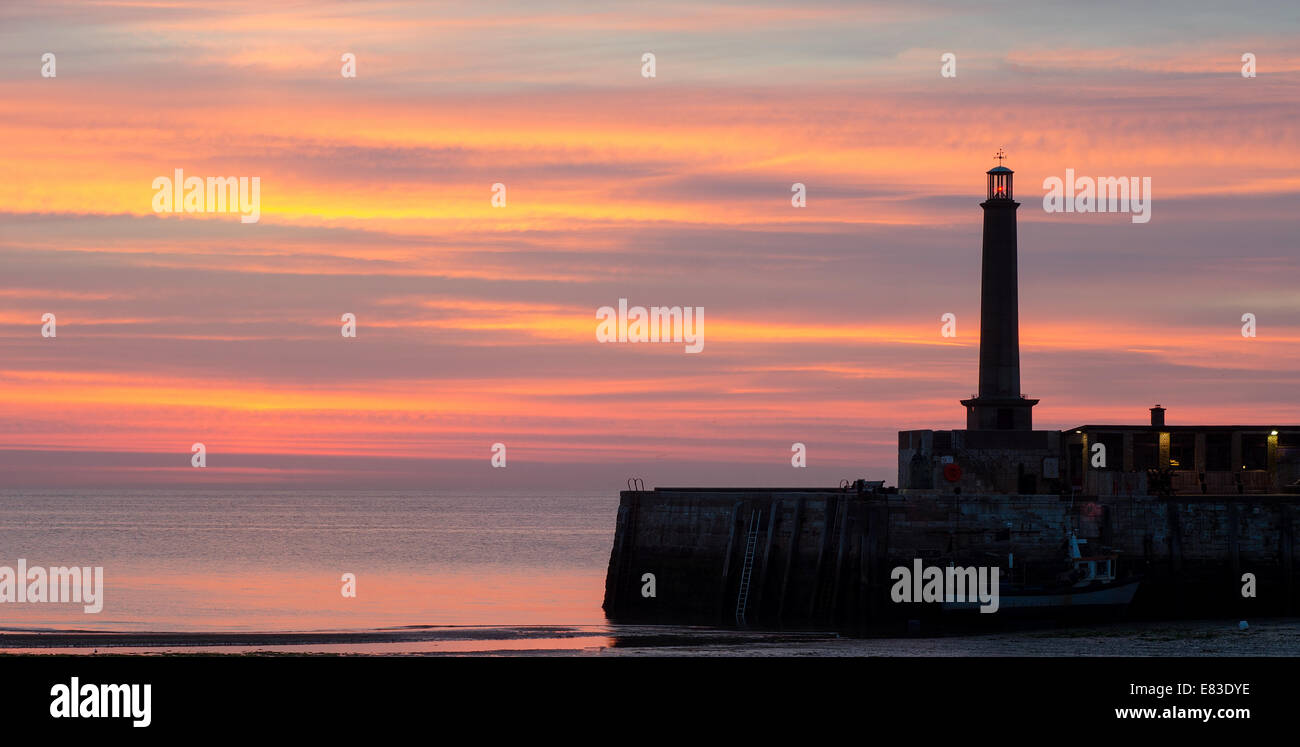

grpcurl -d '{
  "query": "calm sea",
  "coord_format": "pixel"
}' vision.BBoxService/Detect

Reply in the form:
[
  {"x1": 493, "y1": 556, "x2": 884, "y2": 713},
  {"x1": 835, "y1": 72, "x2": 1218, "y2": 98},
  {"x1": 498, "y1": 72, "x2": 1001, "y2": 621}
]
[{"x1": 0, "y1": 489, "x2": 617, "y2": 633}]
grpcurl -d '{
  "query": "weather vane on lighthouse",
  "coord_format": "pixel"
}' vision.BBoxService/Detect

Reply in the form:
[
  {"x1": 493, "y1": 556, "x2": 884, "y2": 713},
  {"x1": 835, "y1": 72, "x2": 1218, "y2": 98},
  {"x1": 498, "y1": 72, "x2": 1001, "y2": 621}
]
[{"x1": 994, "y1": 147, "x2": 1007, "y2": 166}]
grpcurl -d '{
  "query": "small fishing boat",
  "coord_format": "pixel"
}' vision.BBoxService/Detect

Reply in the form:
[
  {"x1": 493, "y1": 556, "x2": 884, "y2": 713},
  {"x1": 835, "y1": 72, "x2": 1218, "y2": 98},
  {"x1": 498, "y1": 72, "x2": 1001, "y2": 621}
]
[{"x1": 943, "y1": 531, "x2": 1140, "y2": 613}]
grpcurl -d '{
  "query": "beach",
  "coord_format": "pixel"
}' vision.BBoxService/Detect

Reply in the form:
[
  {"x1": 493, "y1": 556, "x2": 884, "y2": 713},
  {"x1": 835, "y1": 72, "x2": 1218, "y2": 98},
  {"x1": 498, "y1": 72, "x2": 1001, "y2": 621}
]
[{"x1": 4, "y1": 618, "x2": 1299, "y2": 656}]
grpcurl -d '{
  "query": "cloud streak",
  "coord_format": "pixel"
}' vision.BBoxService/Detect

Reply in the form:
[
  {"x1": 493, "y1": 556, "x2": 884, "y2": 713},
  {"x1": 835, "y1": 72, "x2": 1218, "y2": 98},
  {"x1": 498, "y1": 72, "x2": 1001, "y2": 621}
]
[{"x1": 2, "y1": 1, "x2": 1297, "y2": 486}]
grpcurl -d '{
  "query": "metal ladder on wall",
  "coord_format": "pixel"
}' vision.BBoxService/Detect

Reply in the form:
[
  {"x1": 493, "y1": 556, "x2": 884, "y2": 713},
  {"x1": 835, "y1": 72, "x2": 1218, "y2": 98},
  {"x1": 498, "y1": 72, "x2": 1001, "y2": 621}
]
[{"x1": 734, "y1": 509, "x2": 762, "y2": 625}]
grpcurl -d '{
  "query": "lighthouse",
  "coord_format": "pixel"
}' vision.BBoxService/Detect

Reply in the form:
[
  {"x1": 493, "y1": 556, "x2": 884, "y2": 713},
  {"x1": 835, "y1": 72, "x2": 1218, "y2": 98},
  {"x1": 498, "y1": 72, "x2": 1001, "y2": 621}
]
[{"x1": 960, "y1": 150, "x2": 1038, "y2": 430}]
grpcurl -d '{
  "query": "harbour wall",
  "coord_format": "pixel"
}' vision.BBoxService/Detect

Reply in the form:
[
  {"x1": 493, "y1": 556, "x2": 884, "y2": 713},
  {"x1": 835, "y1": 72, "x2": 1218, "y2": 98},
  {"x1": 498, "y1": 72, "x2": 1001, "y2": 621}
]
[{"x1": 602, "y1": 488, "x2": 1300, "y2": 629}]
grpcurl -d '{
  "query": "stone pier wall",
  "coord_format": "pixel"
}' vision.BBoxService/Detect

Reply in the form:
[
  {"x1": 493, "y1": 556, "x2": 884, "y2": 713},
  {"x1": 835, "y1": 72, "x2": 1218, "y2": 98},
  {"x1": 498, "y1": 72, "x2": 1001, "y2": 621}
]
[{"x1": 602, "y1": 489, "x2": 1300, "y2": 629}]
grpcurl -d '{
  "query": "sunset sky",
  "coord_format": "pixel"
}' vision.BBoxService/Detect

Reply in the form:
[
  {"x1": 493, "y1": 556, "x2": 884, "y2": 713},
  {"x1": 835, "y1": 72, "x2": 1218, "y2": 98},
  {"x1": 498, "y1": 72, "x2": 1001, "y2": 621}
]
[{"x1": 2, "y1": 1, "x2": 1298, "y2": 488}]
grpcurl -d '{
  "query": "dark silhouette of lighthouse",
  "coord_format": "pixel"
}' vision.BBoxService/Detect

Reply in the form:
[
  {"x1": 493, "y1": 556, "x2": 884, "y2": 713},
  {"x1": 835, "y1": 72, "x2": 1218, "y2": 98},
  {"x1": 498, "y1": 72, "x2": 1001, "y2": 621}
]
[{"x1": 961, "y1": 150, "x2": 1037, "y2": 430}]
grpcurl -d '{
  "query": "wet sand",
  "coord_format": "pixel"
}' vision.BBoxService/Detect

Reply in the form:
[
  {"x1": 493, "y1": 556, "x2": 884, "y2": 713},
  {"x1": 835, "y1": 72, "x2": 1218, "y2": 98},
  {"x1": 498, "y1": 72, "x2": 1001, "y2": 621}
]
[{"x1": 3, "y1": 618, "x2": 1299, "y2": 656}]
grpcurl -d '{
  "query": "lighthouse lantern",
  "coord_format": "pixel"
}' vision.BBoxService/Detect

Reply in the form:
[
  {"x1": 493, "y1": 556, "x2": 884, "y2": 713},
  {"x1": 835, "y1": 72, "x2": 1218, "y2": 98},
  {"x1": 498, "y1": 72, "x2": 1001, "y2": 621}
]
[{"x1": 986, "y1": 147, "x2": 1013, "y2": 200}]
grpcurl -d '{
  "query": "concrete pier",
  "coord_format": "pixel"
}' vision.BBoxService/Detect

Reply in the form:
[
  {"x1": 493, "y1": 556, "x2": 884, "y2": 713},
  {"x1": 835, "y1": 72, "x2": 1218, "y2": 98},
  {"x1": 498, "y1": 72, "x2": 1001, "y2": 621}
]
[{"x1": 603, "y1": 487, "x2": 1300, "y2": 629}]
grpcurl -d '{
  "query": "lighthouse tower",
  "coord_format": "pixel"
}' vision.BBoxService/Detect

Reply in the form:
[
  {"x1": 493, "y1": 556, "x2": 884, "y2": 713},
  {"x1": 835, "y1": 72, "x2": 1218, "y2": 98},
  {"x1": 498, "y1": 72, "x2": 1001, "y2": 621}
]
[{"x1": 960, "y1": 150, "x2": 1038, "y2": 430}]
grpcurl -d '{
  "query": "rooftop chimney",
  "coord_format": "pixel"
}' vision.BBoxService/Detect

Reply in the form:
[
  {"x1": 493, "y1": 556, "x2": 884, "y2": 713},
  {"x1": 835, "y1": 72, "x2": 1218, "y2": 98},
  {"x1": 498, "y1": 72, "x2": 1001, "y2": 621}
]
[{"x1": 1150, "y1": 405, "x2": 1166, "y2": 427}]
